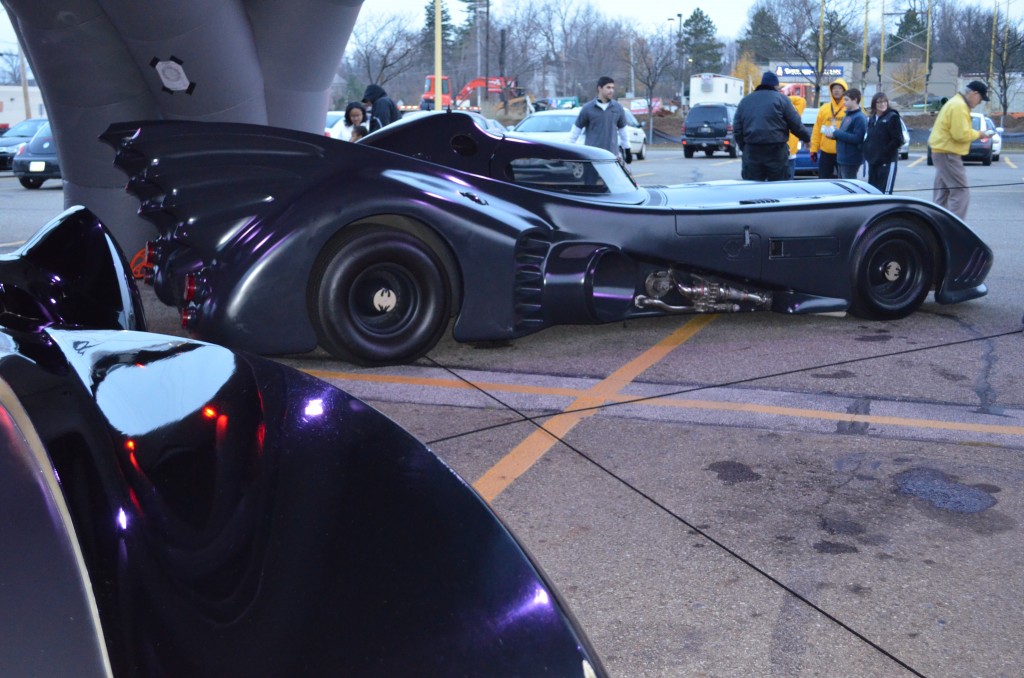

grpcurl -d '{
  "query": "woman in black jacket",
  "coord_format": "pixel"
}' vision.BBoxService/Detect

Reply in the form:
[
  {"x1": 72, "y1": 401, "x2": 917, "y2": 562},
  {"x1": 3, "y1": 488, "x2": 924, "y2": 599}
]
[{"x1": 863, "y1": 92, "x2": 905, "y2": 194}]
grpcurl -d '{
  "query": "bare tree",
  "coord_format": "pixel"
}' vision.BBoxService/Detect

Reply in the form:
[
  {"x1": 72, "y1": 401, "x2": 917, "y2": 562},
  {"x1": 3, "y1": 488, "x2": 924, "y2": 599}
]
[
  {"x1": 749, "y1": 0, "x2": 860, "y2": 106},
  {"x1": 0, "y1": 51, "x2": 20, "y2": 85},
  {"x1": 990, "y1": 18, "x2": 1024, "y2": 125},
  {"x1": 625, "y1": 30, "x2": 674, "y2": 141},
  {"x1": 348, "y1": 12, "x2": 421, "y2": 88}
]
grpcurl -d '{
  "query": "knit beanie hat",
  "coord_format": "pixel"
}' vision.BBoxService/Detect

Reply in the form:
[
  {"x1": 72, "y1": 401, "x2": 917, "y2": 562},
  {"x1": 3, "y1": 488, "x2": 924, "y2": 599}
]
[{"x1": 760, "y1": 71, "x2": 780, "y2": 88}]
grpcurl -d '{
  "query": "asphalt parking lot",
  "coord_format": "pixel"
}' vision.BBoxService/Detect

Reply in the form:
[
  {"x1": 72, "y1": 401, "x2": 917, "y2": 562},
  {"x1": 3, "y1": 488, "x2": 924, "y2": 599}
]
[{"x1": 3, "y1": 151, "x2": 1023, "y2": 676}]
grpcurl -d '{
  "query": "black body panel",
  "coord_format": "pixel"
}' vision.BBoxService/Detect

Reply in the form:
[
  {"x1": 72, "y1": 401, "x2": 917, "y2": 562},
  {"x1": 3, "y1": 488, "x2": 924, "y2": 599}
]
[{"x1": 99, "y1": 112, "x2": 992, "y2": 365}]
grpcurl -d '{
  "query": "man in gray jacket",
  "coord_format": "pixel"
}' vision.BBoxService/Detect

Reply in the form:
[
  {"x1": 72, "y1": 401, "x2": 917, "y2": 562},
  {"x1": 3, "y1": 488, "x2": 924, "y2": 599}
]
[
  {"x1": 733, "y1": 71, "x2": 810, "y2": 181},
  {"x1": 568, "y1": 76, "x2": 630, "y2": 161}
]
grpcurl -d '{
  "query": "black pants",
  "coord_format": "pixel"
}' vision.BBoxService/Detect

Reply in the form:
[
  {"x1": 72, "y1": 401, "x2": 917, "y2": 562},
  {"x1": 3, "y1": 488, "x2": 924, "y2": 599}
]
[
  {"x1": 817, "y1": 151, "x2": 838, "y2": 179},
  {"x1": 740, "y1": 143, "x2": 789, "y2": 182},
  {"x1": 867, "y1": 161, "x2": 898, "y2": 194}
]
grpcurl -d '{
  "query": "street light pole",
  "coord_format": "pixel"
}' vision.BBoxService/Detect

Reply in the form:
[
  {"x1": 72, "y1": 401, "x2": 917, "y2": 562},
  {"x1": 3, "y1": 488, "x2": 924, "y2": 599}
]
[{"x1": 669, "y1": 13, "x2": 683, "y2": 104}]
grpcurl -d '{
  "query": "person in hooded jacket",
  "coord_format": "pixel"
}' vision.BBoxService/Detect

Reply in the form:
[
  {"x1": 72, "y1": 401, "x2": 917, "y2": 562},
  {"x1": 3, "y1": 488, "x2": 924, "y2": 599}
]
[
  {"x1": 863, "y1": 92, "x2": 904, "y2": 194},
  {"x1": 362, "y1": 84, "x2": 401, "y2": 131},
  {"x1": 809, "y1": 77, "x2": 849, "y2": 179}
]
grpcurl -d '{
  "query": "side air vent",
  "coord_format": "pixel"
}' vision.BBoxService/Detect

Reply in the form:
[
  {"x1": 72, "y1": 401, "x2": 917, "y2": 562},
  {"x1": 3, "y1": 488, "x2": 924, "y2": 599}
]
[
  {"x1": 513, "y1": 232, "x2": 550, "y2": 332},
  {"x1": 954, "y1": 247, "x2": 993, "y2": 285},
  {"x1": 738, "y1": 198, "x2": 780, "y2": 205}
]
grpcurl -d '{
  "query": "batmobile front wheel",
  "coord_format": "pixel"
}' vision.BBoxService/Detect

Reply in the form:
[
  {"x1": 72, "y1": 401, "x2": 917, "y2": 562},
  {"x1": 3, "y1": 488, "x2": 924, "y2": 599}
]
[
  {"x1": 19, "y1": 177, "x2": 44, "y2": 189},
  {"x1": 849, "y1": 220, "x2": 936, "y2": 320},
  {"x1": 309, "y1": 229, "x2": 451, "y2": 366}
]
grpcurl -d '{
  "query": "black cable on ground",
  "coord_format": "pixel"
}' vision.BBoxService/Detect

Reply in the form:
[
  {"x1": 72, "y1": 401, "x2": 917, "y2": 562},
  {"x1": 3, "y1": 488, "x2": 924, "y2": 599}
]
[{"x1": 423, "y1": 326, "x2": 1022, "y2": 676}]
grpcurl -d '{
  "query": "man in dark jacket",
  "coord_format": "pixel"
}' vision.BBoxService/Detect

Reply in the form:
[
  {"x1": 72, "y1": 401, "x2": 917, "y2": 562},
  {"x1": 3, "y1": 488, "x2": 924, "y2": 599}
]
[
  {"x1": 733, "y1": 71, "x2": 809, "y2": 181},
  {"x1": 828, "y1": 88, "x2": 867, "y2": 180},
  {"x1": 362, "y1": 84, "x2": 400, "y2": 131}
]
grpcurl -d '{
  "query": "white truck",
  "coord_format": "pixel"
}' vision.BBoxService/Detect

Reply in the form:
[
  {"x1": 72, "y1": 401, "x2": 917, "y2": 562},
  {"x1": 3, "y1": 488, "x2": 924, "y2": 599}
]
[{"x1": 687, "y1": 73, "x2": 744, "y2": 107}]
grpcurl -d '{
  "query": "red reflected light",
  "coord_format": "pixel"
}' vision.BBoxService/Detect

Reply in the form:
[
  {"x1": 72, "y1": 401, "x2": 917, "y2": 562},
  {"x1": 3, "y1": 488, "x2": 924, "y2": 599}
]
[{"x1": 183, "y1": 273, "x2": 197, "y2": 302}]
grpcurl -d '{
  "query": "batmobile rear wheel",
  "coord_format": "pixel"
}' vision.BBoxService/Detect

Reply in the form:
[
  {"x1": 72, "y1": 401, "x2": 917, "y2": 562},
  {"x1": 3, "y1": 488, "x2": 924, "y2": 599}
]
[
  {"x1": 849, "y1": 220, "x2": 935, "y2": 320},
  {"x1": 310, "y1": 229, "x2": 451, "y2": 366}
]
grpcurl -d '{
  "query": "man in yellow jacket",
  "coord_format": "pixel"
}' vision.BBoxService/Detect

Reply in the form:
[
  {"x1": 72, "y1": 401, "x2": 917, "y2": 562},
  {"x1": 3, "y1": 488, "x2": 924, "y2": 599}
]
[
  {"x1": 809, "y1": 77, "x2": 849, "y2": 179},
  {"x1": 928, "y1": 80, "x2": 992, "y2": 220}
]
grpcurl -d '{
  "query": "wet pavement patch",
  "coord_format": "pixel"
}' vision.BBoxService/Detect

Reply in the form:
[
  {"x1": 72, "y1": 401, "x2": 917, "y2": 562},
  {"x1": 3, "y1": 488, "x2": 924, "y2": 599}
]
[
  {"x1": 812, "y1": 369, "x2": 856, "y2": 379},
  {"x1": 818, "y1": 516, "x2": 866, "y2": 537},
  {"x1": 813, "y1": 540, "x2": 859, "y2": 554},
  {"x1": 894, "y1": 468, "x2": 997, "y2": 513},
  {"x1": 705, "y1": 461, "x2": 762, "y2": 485}
]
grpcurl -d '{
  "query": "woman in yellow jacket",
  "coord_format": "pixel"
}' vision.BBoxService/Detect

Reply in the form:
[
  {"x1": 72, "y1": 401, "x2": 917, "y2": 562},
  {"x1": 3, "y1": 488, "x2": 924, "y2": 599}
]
[
  {"x1": 787, "y1": 94, "x2": 806, "y2": 179},
  {"x1": 809, "y1": 77, "x2": 849, "y2": 179},
  {"x1": 928, "y1": 80, "x2": 992, "y2": 220}
]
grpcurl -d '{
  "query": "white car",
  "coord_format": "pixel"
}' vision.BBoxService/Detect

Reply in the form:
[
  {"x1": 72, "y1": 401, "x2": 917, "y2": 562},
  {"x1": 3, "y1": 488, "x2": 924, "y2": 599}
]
[
  {"x1": 510, "y1": 107, "x2": 646, "y2": 160},
  {"x1": 325, "y1": 110, "x2": 346, "y2": 138}
]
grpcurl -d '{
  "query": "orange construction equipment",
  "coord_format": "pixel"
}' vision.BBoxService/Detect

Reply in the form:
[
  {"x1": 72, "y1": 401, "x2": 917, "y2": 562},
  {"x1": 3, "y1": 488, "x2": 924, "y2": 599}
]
[{"x1": 420, "y1": 75, "x2": 518, "y2": 109}]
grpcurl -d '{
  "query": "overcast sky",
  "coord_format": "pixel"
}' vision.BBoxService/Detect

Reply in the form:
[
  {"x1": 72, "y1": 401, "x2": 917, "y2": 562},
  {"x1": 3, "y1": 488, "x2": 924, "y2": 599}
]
[{"x1": 3, "y1": 0, "x2": 1021, "y2": 55}]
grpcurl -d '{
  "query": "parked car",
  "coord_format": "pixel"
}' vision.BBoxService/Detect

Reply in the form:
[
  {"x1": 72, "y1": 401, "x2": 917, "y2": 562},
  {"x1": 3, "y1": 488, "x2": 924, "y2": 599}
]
[
  {"x1": 325, "y1": 109, "x2": 346, "y2": 137},
  {"x1": 899, "y1": 116, "x2": 911, "y2": 159},
  {"x1": 101, "y1": 111, "x2": 992, "y2": 367},
  {"x1": 0, "y1": 206, "x2": 607, "y2": 677},
  {"x1": 510, "y1": 107, "x2": 645, "y2": 160},
  {"x1": 622, "y1": 108, "x2": 647, "y2": 160},
  {"x1": 927, "y1": 112, "x2": 1003, "y2": 166},
  {"x1": 11, "y1": 121, "x2": 61, "y2": 188},
  {"x1": 0, "y1": 117, "x2": 48, "y2": 171},
  {"x1": 681, "y1": 103, "x2": 738, "y2": 158},
  {"x1": 793, "y1": 106, "x2": 819, "y2": 176}
]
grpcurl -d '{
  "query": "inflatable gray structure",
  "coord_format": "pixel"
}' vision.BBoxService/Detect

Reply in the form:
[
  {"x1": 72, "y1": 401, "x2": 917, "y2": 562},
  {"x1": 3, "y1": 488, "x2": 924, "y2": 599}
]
[{"x1": 1, "y1": 0, "x2": 364, "y2": 255}]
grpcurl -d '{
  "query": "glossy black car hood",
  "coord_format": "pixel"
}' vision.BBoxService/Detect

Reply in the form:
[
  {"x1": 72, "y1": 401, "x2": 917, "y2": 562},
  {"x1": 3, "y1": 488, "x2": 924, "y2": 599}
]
[{"x1": 0, "y1": 324, "x2": 602, "y2": 676}]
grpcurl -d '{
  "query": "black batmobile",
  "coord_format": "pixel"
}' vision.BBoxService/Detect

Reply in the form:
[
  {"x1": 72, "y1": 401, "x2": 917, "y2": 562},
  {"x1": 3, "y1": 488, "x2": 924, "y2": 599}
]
[
  {"x1": 0, "y1": 208, "x2": 605, "y2": 676},
  {"x1": 102, "y1": 111, "x2": 992, "y2": 366}
]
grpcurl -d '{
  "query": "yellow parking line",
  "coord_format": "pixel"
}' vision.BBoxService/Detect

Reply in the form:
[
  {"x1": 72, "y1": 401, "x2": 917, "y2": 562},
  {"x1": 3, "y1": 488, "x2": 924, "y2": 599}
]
[
  {"x1": 306, "y1": 366, "x2": 1024, "y2": 439},
  {"x1": 472, "y1": 316, "x2": 716, "y2": 501},
  {"x1": 631, "y1": 172, "x2": 655, "y2": 178},
  {"x1": 1003, "y1": 156, "x2": 1017, "y2": 169},
  {"x1": 0, "y1": 240, "x2": 26, "y2": 248},
  {"x1": 908, "y1": 155, "x2": 926, "y2": 167}
]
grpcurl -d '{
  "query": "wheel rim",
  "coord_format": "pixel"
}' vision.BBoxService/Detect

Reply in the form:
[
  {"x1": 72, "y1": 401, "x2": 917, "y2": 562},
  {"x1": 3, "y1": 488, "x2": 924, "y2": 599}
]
[
  {"x1": 863, "y1": 237, "x2": 925, "y2": 308},
  {"x1": 347, "y1": 263, "x2": 418, "y2": 336}
]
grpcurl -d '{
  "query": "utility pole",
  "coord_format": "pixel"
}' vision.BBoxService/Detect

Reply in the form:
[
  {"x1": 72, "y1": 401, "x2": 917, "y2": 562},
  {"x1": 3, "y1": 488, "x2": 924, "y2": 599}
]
[
  {"x1": 20, "y1": 49, "x2": 30, "y2": 118},
  {"x1": 433, "y1": 0, "x2": 442, "y2": 111},
  {"x1": 669, "y1": 13, "x2": 683, "y2": 104}
]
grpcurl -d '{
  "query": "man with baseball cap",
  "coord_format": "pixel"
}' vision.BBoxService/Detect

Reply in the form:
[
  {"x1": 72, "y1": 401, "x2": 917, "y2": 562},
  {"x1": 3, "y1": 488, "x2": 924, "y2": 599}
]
[{"x1": 928, "y1": 79, "x2": 993, "y2": 219}]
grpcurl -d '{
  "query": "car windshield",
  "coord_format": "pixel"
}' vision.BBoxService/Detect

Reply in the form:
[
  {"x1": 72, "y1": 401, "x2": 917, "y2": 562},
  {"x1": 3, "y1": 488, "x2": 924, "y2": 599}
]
[
  {"x1": 514, "y1": 115, "x2": 576, "y2": 133},
  {"x1": 326, "y1": 112, "x2": 345, "y2": 127},
  {"x1": 2, "y1": 118, "x2": 46, "y2": 138},
  {"x1": 623, "y1": 109, "x2": 640, "y2": 126},
  {"x1": 506, "y1": 157, "x2": 637, "y2": 195}
]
